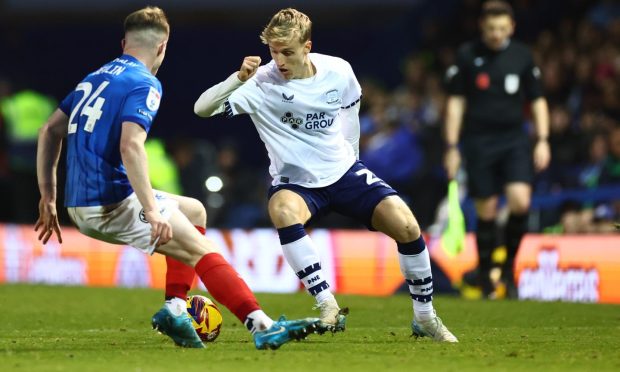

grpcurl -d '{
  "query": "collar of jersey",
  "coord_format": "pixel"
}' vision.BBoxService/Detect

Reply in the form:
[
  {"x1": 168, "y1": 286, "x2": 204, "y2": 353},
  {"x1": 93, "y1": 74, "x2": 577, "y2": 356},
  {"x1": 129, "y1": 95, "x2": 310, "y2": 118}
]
[{"x1": 120, "y1": 54, "x2": 148, "y2": 71}]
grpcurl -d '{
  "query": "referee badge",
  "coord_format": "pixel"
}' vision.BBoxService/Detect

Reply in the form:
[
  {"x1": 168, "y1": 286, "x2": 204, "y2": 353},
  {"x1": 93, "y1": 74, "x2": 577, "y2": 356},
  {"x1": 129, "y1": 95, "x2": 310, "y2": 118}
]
[{"x1": 504, "y1": 74, "x2": 520, "y2": 94}]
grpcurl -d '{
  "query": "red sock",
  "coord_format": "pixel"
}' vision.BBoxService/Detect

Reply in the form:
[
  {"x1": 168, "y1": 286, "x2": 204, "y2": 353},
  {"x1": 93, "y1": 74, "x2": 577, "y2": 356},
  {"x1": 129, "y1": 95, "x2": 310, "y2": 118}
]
[
  {"x1": 165, "y1": 257, "x2": 195, "y2": 300},
  {"x1": 194, "y1": 253, "x2": 260, "y2": 323},
  {"x1": 164, "y1": 225, "x2": 204, "y2": 300}
]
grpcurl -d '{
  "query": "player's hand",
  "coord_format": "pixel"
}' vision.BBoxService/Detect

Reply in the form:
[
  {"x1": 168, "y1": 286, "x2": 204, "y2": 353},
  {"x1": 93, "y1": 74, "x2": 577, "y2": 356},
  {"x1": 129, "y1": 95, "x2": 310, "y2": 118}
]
[
  {"x1": 533, "y1": 139, "x2": 551, "y2": 172},
  {"x1": 144, "y1": 210, "x2": 173, "y2": 247},
  {"x1": 34, "y1": 198, "x2": 63, "y2": 244},
  {"x1": 444, "y1": 147, "x2": 461, "y2": 180},
  {"x1": 237, "y1": 56, "x2": 261, "y2": 82}
]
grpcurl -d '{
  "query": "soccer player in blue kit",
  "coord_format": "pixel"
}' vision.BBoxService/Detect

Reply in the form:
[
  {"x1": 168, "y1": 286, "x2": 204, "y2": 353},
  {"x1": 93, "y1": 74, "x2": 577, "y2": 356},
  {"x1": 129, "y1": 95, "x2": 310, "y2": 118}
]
[
  {"x1": 194, "y1": 8, "x2": 458, "y2": 342},
  {"x1": 35, "y1": 6, "x2": 319, "y2": 350}
]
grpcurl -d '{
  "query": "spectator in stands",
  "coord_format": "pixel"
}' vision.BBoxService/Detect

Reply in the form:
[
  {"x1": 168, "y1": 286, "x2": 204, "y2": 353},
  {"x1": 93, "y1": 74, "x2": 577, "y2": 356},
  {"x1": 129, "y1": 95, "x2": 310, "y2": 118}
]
[{"x1": 0, "y1": 78, "x2": 56, "y2": 223}]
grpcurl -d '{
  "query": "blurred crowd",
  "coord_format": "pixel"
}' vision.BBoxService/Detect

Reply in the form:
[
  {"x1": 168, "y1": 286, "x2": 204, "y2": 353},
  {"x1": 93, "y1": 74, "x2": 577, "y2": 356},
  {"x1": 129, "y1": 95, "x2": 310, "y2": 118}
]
[
  {"x1": 0, "y1": 0, "x2": 618, "y2": 233},
  {"x1": 358, "y1": 0, "x2": 620, "y2": 233}
]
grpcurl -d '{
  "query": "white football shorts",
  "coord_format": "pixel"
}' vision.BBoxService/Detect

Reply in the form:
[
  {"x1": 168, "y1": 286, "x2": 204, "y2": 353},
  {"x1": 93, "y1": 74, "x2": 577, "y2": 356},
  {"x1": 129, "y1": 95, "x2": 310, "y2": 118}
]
[{"x1": 67, "y1": 190, "x2": 179, "y2": 254}]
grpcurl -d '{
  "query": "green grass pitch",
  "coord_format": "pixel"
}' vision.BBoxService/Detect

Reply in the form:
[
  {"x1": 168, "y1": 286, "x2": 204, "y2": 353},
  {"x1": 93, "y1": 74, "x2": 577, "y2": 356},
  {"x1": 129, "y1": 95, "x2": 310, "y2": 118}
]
[{"x1": 1, "y1": 284, "x2": 619, "y2": 371}]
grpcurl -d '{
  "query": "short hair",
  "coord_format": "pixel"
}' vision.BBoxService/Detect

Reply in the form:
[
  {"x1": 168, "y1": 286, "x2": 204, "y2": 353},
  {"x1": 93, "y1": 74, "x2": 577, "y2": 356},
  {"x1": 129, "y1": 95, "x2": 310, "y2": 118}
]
[
  {"x1": 480, "y1": 0, "x2": 514, "y2": 19},
  {"x1": 124, "y1": 6, "x2": 170, "y2": 36},
  {"x1": 260, "y1": 8, "x2": 312, "y2": 45}
]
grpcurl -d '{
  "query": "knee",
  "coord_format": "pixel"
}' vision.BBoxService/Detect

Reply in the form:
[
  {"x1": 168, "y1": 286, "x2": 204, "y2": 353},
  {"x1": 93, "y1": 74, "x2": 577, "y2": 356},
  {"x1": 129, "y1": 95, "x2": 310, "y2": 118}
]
[
  {"x1": 268, "y1": 201, "x2": 301, "y2": 227},
  {"x1": 507, "y1": 195, "x2": 530, "y2": 215},
  {"x1": 186, "y1": 198, "x2": 207, "y2": 227},
  {"x1": 397, "y1": 216, "x2": 421, "y2": 242},
  {"x1": 390, "y1": 209, "x2": 421, "y2": 243},
  {"x1": 511, "y1": 200, "x2": 530, "y2": 215},
  {"x1": 475, "y1": 197, "x2": 499, "y2": 220},
  {"x1": 178, "y1": 232, "x2": 222, "y2": 267},
  {"x1": 373, "y1": 197, "x2": 421, "y2": 242}
]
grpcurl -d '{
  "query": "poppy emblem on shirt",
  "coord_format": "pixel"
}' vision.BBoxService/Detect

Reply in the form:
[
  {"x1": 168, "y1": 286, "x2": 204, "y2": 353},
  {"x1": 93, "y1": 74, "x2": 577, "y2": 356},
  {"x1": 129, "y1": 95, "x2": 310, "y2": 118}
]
[{"x1": 476, "y1": 72, "x2": 490, "y2": 90}]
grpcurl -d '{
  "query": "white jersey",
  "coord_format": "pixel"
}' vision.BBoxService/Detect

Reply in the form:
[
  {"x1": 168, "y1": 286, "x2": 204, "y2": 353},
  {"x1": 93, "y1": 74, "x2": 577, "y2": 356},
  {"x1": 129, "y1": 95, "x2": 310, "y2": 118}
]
[{"x1": 225, "y1": 53, "x2": 362, "y2": 187}]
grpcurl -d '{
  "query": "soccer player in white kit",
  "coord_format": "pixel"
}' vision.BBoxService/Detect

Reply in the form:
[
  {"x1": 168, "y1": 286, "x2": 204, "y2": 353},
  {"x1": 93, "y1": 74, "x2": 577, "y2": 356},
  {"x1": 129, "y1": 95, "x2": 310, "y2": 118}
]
[{"x1": 194, "y1": 8, "x2": 457, "y2": 342}]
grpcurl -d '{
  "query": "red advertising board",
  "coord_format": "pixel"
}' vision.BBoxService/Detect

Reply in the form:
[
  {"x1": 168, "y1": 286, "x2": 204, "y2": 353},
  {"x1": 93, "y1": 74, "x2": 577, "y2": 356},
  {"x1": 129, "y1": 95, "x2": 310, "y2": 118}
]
[{"x1": 1, "y1": 224, "x2": 618, "y2": 303}]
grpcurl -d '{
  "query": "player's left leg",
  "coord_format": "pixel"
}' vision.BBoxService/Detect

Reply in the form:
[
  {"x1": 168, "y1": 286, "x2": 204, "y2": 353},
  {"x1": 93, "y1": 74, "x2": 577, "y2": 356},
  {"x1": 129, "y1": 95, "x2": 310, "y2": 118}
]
[
  {"x1": 500, "y1": 133, "x2": 534, "y2": 299},
  {"x1": 160, "y1": 193, "x2": 206, "y2": 317},
  {"x1": 156, "y1": 210, "x2": 320, "y2": 349},
  {"x1": 503, "y1": 182, "x2": 531, "y2": 298},
  {"x1": 372, "y1": 196, "x2": 458, "y2": 343}
]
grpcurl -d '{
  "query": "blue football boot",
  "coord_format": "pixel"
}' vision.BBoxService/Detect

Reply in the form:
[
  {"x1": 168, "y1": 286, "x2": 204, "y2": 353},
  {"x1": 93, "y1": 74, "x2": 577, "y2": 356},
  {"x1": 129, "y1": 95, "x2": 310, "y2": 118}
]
[
  {"x1": 253, "y1": 316, "x2": 320, "y2": 350},
  {"x1": 151, "y1": 306, "x2": 205, "y2": 348}
]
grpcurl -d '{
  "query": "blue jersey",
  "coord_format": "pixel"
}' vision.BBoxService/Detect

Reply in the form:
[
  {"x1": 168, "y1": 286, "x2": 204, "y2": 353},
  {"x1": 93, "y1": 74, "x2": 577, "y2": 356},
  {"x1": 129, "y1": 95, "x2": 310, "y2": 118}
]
[{"x1": 59, "y1": 55, "x2": 162, "y2": 207}]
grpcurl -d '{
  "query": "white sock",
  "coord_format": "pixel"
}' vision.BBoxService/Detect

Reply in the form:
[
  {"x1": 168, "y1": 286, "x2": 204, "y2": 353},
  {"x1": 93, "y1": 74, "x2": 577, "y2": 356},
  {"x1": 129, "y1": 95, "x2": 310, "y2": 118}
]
[
  {"x1": 282, "y1": 235, "x2": 333, "y2": 303},
  {"x1": 398, "y1": 247, "x2": 435, "y2": 321},
  {"x1": 244, "y1": 310, "x2": 274, "y2": 334},
  {"x1": 165, "y1": 297, "x2": 187, "y2": 317}
]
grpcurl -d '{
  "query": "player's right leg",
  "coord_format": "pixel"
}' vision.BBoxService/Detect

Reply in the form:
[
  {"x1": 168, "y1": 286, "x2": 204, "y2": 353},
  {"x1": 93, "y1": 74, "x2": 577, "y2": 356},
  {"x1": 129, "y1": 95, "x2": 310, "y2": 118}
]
[
  {"x1": 474, "y1": 196, "x2": 500, "y2": 298},
  {"x1": 156, "y1": 209, "x2": 320, "y2": 349},
  {"x1": 268, "y1": 188, "x2": 347, "y2": 334}
]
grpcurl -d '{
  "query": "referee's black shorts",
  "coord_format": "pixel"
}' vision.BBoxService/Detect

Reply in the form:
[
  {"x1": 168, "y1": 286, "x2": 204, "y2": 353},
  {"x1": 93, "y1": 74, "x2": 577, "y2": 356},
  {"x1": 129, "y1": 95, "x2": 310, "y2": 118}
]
[{"x1": 461, "y1": 129, "x2": 533, "y2": 198}]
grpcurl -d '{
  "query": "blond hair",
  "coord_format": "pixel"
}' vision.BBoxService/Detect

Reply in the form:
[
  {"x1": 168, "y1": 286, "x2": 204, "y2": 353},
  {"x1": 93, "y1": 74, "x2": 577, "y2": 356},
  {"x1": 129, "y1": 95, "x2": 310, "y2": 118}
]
[
  {"x1": 260, "y1": 8, "x2": 312, "y2": 45},
  {"x1": 124, "y1": 7, "x2": 170, "y2": 48}
]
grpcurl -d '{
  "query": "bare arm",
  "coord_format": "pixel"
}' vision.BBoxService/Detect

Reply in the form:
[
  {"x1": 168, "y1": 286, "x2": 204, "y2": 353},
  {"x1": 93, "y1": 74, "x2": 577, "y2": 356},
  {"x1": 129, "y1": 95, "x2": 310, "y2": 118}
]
[
  {"x1": 194, "y1": 56, "x2": 261, "y2": 117},
  {"x1": 340, "y1": 103, "x2": 361, "y2": 159},
  {"x1": 35, "y1": 109, "x2": 69, "y2": 244},
  {"x1": 120, "y1": 122, "x2": 172, "y2": 246},
  {"x1": 443, "y1": 95, "x2": 466, "y2": 180},
  {"x1": 531, "y1": 97, "x2": 551, "y2": 172}
]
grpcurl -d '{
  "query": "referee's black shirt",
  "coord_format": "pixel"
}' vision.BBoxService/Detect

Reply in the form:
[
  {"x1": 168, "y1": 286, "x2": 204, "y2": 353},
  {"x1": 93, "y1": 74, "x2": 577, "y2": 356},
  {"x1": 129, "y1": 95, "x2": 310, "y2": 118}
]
[{"x1": 445, "y1": 39, "x2": 544, "y2": 135}]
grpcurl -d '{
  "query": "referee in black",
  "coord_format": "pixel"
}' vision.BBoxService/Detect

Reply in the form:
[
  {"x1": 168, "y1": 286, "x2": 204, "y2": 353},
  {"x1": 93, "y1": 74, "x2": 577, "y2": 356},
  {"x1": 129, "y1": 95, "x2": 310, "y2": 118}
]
[{"x1": 443, "y1": 0, "x2": 550, "y2": 298}]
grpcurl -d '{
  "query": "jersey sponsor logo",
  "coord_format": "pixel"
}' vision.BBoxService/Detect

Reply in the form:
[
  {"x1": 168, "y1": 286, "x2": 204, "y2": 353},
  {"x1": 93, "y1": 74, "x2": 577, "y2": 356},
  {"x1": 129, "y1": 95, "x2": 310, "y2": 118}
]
[
  {"x1": 281, "y1": 112, "x2": 303, "y2": 129},
  {"x1": 280, "y1": 111, "x2": 335, "y2": 130},
  {"x1": 146, "y1": 87, "x2": 161, "y2": 111},
  {"x1": 476, "y1": 72, "x2": 490, "y2": 90},
  {"x1": 505, "y1": 74, "x2": 520, "y2": 94},
  {"x1": 304, "y1": 112, "x2": 334, "y2": 130},
  {"x1": 325, "y1": 89, "x2": 341, "y2": 104},
  {"x1": 281, "y1": 92, "x2": 294, "y2": 103}
]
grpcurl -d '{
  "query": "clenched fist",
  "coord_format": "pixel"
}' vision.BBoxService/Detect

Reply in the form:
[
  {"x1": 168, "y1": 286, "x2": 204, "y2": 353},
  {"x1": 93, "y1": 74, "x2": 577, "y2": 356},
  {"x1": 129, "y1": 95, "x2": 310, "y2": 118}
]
[{"x1": 237, "y1": 56, "x2": 261, "y2": 82}]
